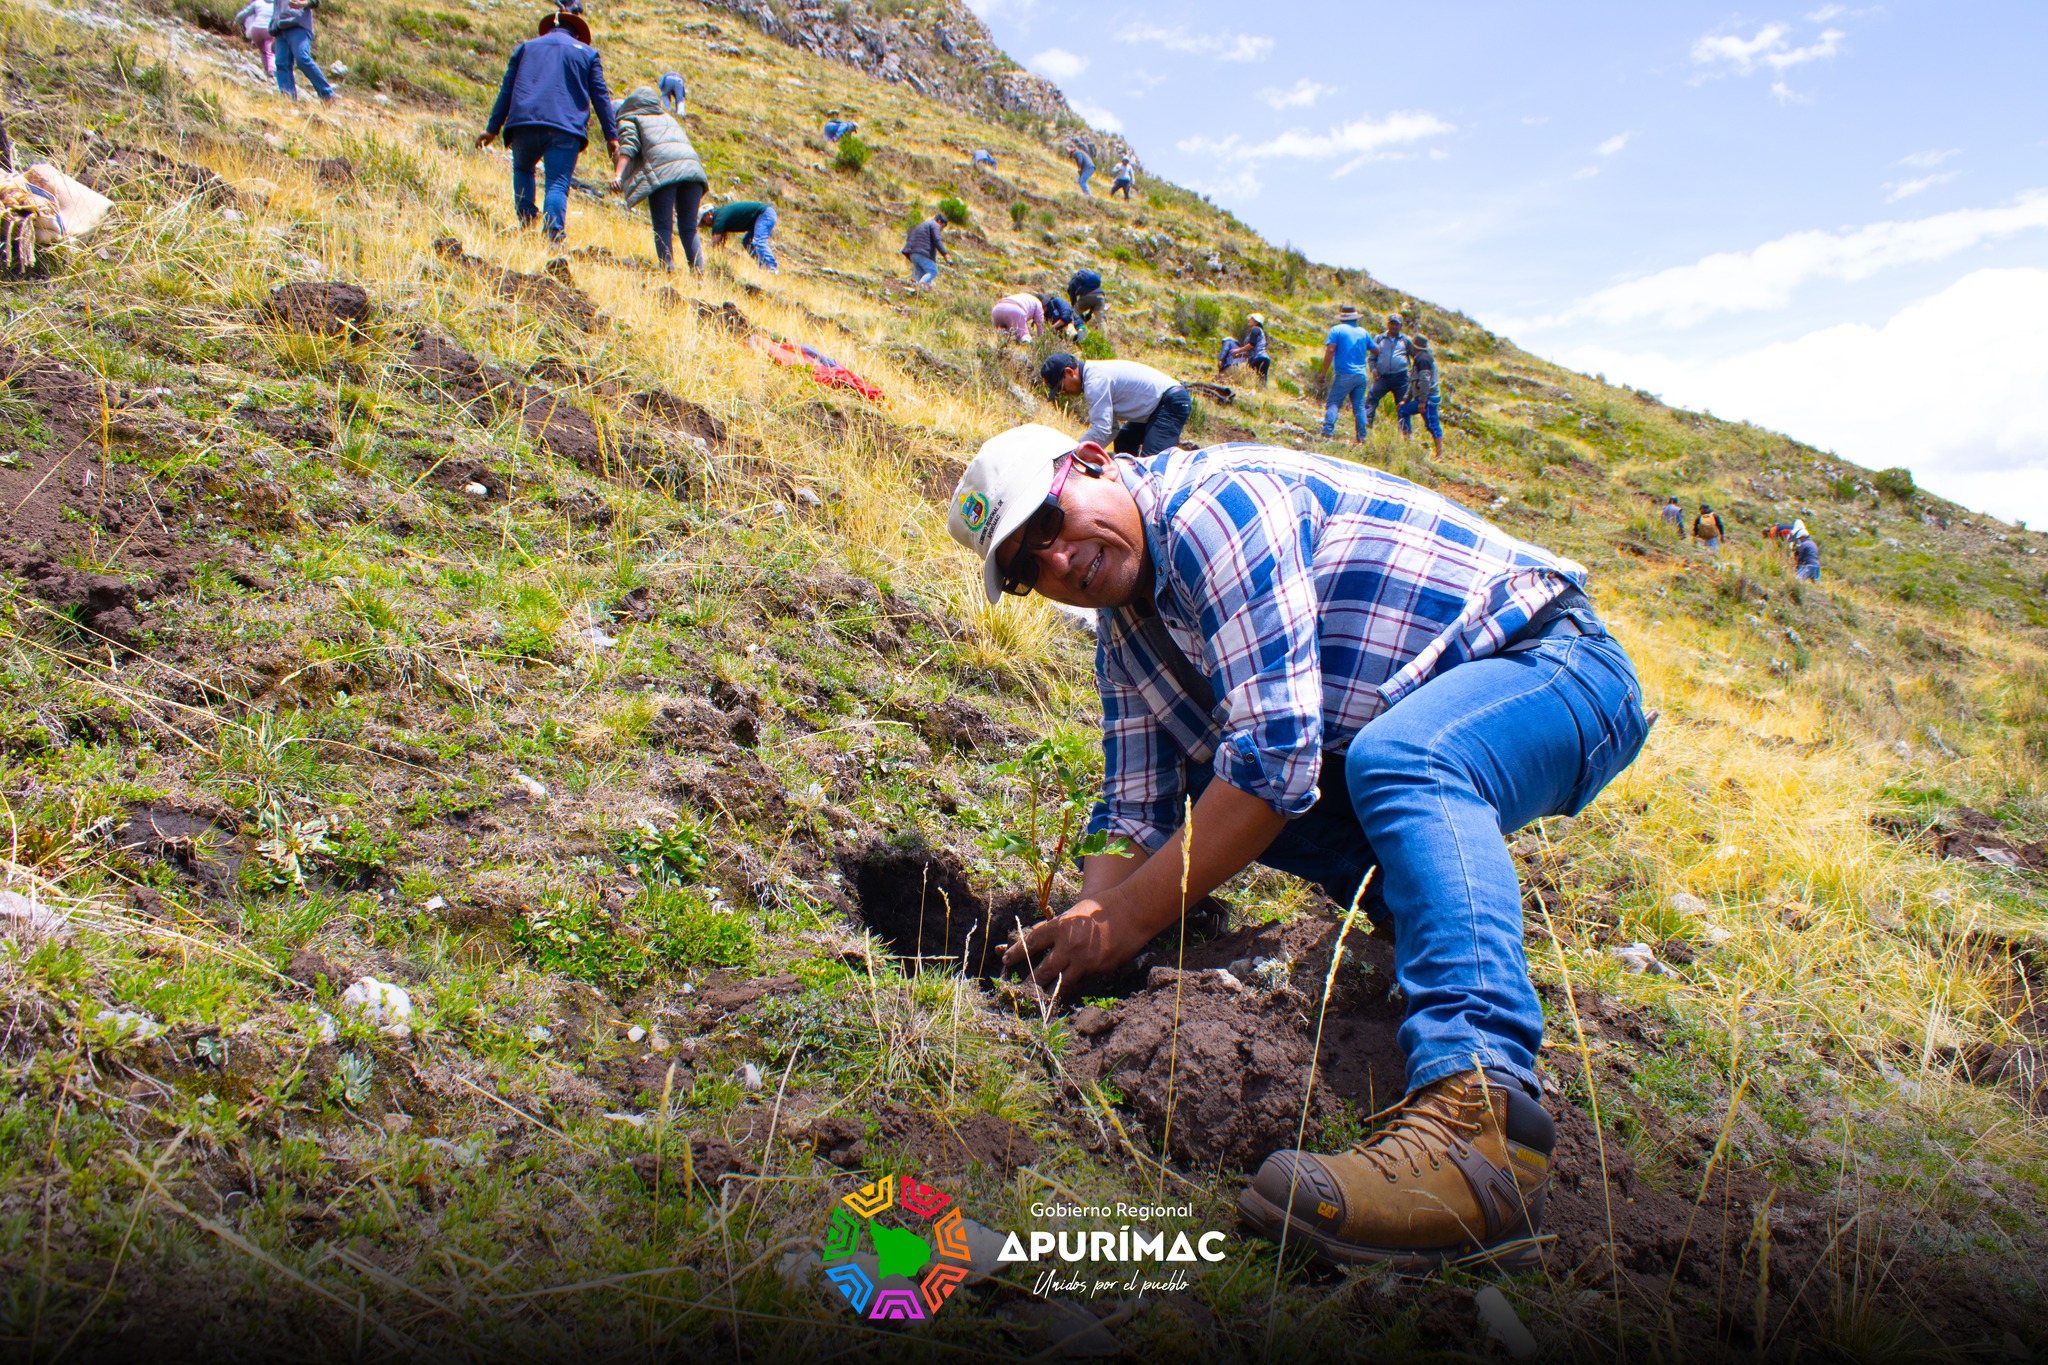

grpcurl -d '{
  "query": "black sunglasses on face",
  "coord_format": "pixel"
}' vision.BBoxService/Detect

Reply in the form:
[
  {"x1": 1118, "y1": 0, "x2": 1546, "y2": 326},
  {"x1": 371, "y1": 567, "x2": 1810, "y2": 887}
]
[{"x1": 998, "y1": 452, "x2": 1080, "y2": 596}]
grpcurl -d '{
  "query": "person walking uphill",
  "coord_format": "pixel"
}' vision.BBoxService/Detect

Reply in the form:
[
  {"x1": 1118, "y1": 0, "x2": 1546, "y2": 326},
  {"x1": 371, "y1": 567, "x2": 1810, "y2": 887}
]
[
  {"x1": 947, "y1": 425, "x2": 1648, "y2": 1270},
  {"x1": 901, "y1": 212, "x2": 950, "y2": 287},
  {"x1": 700, "y1": 199, "x2": 777, "y2": 271},
  {"x1": 1041, "y1": 355, "x2": 1190, "y2": 458},
  {"x1": 1693, "y1": 503, "x2": 1724, "y2": 555},
  {"x1": 233, "y1": 0, "x2": 275, "y2": 76},
  {"x1": 479, "y1": 10, "x2": 618, "y2": 243},
  {"x1": 609, "y1": 84, "x2": 706, "y2": 271},
  {"x1": 1401, "y1": 333, "x2": 1445, "y2": 458},
  {"x1": 1070, "y1": 140, "x2": 1095, "y2": 196},
  {"x1": 1321, "y1": 305, "x2": 1373, "y2": 442},
  {"x1": 267, "y1": 0, "x2": 334, "y2": 102}
]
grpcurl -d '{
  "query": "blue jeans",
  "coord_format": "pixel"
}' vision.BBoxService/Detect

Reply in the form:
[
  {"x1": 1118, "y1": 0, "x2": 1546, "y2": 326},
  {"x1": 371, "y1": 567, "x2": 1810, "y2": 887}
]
[
  {"x1": 1365, "y1": 369, "x2": 1410, "y2": 431},
  {"x1": 746, "y1": 205, "x2": 778, "y2": 271},
  {"x1": 907, "y1": 252, "x2": 938, "y2": 285},
  {"x1": 1323, "y1": 372, "x2": 1369, "y2": 440},
  {"x1": 1398, "y1": 394, "x2": 1442, "y2": 439},
  {"x1": 1796, "y1": 563, "x2": 1820, "y2": 582},
  {"x1": 1078, "y1": 164, "x2": 1094, "y2": 195},
  {"x1": 508, "y1": 126, "x2": 584, "y2": 241},
  {"x1": 272, "y1": 26, "x2": 332, "y2": 100},
  {"x1": 1186, "y1": 619, "x2": 1648, "y2": 1098}
]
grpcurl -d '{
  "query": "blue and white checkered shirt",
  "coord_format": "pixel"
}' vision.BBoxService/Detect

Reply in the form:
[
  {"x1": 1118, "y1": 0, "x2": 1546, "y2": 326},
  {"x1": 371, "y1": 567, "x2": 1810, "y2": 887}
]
[{"x1": 1088, "y1": 445, "x2": 1585, "y2": 852}]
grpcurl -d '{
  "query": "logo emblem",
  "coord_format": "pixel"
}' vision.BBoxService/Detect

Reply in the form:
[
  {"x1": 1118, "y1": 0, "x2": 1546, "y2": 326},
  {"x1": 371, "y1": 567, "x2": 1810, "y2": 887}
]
[
  {"x1": 820, "y1": 1174, "x2": 974, "y2": 1320},
  {"x1": 958, "y1": 491, "x2": 990, "y2": 531}
]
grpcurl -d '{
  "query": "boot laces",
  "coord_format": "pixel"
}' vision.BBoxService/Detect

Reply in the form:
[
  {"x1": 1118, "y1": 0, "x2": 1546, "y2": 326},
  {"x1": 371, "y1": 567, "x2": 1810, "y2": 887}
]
[{"x1": 1348, "y1": 1086, "x2": 1487, "y2": 1181}]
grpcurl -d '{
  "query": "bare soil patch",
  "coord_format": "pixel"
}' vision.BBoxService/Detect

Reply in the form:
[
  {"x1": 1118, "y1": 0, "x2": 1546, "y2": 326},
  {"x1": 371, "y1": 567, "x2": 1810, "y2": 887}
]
[{"x1": 843, "y1": 840, "x2": 1030, "y2": 979}]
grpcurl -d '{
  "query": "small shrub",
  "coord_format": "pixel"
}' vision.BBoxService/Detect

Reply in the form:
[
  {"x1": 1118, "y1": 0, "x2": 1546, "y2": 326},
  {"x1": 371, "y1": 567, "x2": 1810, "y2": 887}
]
[
  {"x1": 643, "y1": 886, "x2": 757, "y2": 967},
  {"x1": 1873, "y1": 466, "x2": 1916, "y2": 501},
  {"x1": 1077, "y1": 329, "x2": 1114, "y2": 360},
  {"x1": 1037, "y1": 208, "x2": 1056, "y2": 229},
  {"x1": 610, "y1": 816, "x2": 709, "y2": 885},
  {"x1": 1828, "y1": 475, "x2": 1858, "y2": 501},
  {"x1": 834, "y1": 132, "x2": 870, "y2": 173},
  {"x1": 1172, "y1": 294, "x2": 1223, "y2": 339},
  {"x1": 936, "y1": 195, "x2": 970, "y2": 226},
  {"x1": 515, "y1": 894, "x2": 652, "y2": 992},
  {"x1": 1009, "y1": 201, "x2": 1029, "y2": 229}
]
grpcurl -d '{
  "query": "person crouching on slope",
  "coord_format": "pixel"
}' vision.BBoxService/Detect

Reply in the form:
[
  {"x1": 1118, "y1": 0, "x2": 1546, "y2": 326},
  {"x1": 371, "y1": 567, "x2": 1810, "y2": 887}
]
[
  {"x1": 1040, "y1": 354, "x2": 1191, "y2": 458},
  {"x1": 478, "y1": 10, "x2": 618, "y2": 243},
  {"x1": 948, "y1": 425, "x2": 1649, "y2": 1270},
  {"x1": 609, "y1": 81, "x2": 707, "y2": 272},
  {"x1": 991, "y1": 291, "x2": 1044, "y2": 343}
]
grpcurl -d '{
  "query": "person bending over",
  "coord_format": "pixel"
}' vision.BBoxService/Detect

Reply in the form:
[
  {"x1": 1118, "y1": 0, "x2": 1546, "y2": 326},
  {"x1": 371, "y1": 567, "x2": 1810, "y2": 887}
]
[{"x1": 945, "y1": 426, "x2": 1648, "y2": 1271}]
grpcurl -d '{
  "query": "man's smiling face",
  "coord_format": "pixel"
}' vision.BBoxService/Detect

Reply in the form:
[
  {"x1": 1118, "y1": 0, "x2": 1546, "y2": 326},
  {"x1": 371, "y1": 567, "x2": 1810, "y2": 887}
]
[{"x1": 995, "y1": 446, "x2": 1149, "y2": 610}]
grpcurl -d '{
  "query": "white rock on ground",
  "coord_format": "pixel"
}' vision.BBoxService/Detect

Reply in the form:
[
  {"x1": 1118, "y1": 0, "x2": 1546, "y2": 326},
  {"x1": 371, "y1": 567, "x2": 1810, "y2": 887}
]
[
  {"x1": 1611, "y1": 942, "x2": 1667, "y2": 975},
  {"x1": 1473, "y1": 1286, "x2": 1539, "y2": 1358},
  {"x1": 340, "y1": 977, "x2": 414, "y2": 1037},
  {"x1": 1, "y1": 889, "x2": 70, "y2": 942},
  {"x1": 1667, "y1": 892, "x2": 1709, "y2": 916},
  {"x1": 94, "y1": 1008, "x2": 166, "y2": 1041}
]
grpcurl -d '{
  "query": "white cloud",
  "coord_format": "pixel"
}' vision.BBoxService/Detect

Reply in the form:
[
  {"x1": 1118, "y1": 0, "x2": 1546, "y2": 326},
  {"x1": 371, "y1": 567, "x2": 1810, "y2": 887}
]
[
  {"x1": 1573, "y1": 166, "x2": 1600, "y2": 180},
  {"x1": 1118, "y1": 23, "x2": 1273, "y2": 63},
  {"x1": 1027, "y1": 47, "x2": 1087, "y2": 80},
  {"x1": 1806, "y1": 3, "x2": 1845, "y2": 18},
  {"x1": 1769, "y1": 79, "x2": 1807, "y2": 104},
  {"x1": 1068, "y1": 98, "x2": 1123, "y2": 134},
  {"x1": 965, "y1": 0, "x2": 1034, "y2": 15},
  {"x1": 1179, "y1": 111, "x2": 1453, "y2": 166},
  {"x1": 1596, "y1": 132, "x2": 1631, "y2": 156},
  {"x1": 1884, "y1": 171, "x2": 1958, "y2": 202},
  {"x1": 1260, "y1": 77, "x2": 1333, "y2": 110},
  {"x1": 1693, "y1": 22, "x2": 1845, "y2": 73},
  {"x1": 1555, "y1": 269, "x2": 2048, "y2": 526},
  {"x1": 1535, "y1": 189, "x2": 2048, "y2": 328},
  {"x1": 1901, "y1": 147, "x2": 1962, "y2": 169},
  {"x1": 1522, "y1": 115, "x2": 1549, "y2": 126}
]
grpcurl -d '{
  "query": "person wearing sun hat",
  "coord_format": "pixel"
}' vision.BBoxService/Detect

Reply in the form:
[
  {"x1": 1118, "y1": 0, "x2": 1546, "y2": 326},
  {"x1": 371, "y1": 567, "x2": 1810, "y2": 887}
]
[
  {"x1": 477, "y1": 6, "x2": 619, "y2": 242},
  {"x1": 1320, "y1": 305, "x2": 1373, "y2": 442},
  {"x1": 949, "y1": 418, "x2": 1648, "y2": 1274},
  {"x1": 1216, "y1": 312, "x2": 1270, "y2": 384}
]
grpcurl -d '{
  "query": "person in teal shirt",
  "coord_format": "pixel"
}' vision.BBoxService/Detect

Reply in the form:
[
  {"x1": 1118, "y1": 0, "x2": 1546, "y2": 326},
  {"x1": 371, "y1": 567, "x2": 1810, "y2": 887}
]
[{"x1": 699, "y1": 200, "x2": 778, "y2": 271}]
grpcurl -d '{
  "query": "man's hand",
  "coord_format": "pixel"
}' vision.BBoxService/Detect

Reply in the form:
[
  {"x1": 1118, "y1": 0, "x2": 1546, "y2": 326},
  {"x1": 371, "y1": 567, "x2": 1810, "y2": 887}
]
[
  {"x1": 1003, "y1": 896, "x2": 1151, "y2": 991},
  {"x1": 606, "y1": 140, "x2": 620, "y2": 162},
  {"x1": 474, "y1": 131, "x2": 495, "y2": 148}
]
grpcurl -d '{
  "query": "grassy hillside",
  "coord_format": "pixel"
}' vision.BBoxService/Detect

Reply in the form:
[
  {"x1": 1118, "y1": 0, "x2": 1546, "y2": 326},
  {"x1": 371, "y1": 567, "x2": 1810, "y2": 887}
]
[{"x1": 4, "y1": 0, "x2": 2048, "y2": 1358}]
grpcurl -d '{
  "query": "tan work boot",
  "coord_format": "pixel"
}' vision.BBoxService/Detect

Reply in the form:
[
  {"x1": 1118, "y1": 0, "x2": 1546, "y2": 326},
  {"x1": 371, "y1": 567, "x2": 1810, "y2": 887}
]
[{"x1": 1237, "y1": 1069, "x2": 1554, "y2": 1271}]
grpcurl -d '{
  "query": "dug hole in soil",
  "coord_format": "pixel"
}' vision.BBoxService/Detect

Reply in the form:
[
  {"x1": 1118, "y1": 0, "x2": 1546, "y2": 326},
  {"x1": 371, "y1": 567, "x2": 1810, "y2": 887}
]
[{"x1": 842, "y1": 840, "x2": 1032, "y2": 979}]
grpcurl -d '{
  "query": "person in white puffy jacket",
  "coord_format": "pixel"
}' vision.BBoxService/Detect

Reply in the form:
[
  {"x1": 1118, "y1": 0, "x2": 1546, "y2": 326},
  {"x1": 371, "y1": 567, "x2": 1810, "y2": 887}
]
[{"x1": 233, "y1": 0, "x2": 275, "y2": 76}]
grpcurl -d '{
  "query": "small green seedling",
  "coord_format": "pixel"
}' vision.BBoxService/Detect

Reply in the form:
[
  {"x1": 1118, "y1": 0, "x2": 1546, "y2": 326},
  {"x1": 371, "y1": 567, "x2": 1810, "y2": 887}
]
[{"x1": 983, "y1": 735, "x2": 1129, "y2": 919}]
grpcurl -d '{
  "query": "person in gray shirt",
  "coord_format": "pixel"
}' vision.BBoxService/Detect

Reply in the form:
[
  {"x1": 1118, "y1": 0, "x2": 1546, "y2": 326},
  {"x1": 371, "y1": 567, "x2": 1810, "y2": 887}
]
[
  {"x1": 1040, "y1": 353, "x2": 1191, "y2": 456},
  {"x1": 1363, "y1": 312, "x2": 1411, "y2": 433}
]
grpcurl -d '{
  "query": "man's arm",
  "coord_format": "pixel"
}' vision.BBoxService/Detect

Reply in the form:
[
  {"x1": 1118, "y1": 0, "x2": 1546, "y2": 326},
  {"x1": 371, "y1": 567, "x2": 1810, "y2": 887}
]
[
  {"x1": 479, "y1": 47, "x2": 520, "y2": 142},
  {"x1": 1321, "y1": 340, "x2": 1336, "y2": 373},
  {"x1": 587, "y1": 51, "x2": 620, "y2": 157},
  {"x1": 1082, "y1": 369, "x2": 1116, "y2": 446},
  {"x1": 1005, "y1": 780, "x2": 1285, "y2": 987}
]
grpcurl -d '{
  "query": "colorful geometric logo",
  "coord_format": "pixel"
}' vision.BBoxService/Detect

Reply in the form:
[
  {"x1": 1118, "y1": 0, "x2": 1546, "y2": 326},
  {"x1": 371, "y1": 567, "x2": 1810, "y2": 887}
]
[
  {"x1": 958, "y1": 491, "x2": 990, "y2": 532},
  {"x1": 819, "y1": 1173, "x2": 975, "y2": 1320}
]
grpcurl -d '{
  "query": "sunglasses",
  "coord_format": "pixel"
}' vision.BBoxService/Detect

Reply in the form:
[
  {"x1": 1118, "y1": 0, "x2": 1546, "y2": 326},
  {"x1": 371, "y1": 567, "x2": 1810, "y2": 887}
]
[{"x1": 998, "y1": 451, "x2": 1080, "y2": 596}]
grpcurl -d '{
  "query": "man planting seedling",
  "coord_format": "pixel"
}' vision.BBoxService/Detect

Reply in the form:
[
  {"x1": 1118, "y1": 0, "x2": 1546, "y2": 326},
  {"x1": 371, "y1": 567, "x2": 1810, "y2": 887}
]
[{"x1": 946, "y1": 425, "x2": 1649, "y2": 1270}]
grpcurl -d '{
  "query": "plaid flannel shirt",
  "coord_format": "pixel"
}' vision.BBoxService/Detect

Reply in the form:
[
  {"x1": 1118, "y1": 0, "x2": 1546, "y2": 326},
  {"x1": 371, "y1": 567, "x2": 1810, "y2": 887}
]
[{"x1": 1087, "y1": 445, "x2": 1585, "y2": 852}]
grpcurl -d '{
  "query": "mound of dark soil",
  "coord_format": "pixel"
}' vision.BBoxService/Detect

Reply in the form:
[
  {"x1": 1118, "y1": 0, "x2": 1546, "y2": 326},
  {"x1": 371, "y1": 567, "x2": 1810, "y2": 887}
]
[
  {"x1": 266, "y1": 281, "x2": 370, "y2": 335},
  {"x1": 1067, "y1": 916, "x2": 1408, "y2": 1170},
  {"x1": 1076, "y1": 912, "x2": 2034, "y2": 1352},
  {"x1": 843, "y1": 840, "x2": 1030, "y2": 978},
  {"x1": 402, "y1": 332, "x2": 606, "y2": 471},
  {"x1": 430, "y1": 236, "x2": 607, "y2": 331},
  {"x1": 0, "y1": 348, "x2": 206, "y2": 587},
  {"x1": 805, "y1": 1101, "x2": 1039, "y2": 1176}
]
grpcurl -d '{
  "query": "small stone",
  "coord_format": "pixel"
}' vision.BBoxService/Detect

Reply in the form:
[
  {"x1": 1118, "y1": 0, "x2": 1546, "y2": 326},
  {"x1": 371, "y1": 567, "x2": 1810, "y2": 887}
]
[
  {"x1": 1071, "y1": 1005, "x2": 1115, "y2": 1037},
  {"x1": 512, "y1": 770, "x2": 549, "y2": 803},
  {"x1": 463, "y1": 481, "x2": 489, "y2": 498},
  {"x1": 94, "y1": 1008, "x2": 166, "y2": 1042},
  {"x1": 1704, "y1": 925, "x2": 1735, "y2": 946},
  {"x1": 739, "y1": 1063, "x2": 764, "y2": 1092},
  {"x1": 1611, "y1": 942, "x2": 1665, "y2": 975},
  {"x1": 340, "y1": 977, "x2": 414, "y2": 1037},
  {"x1": 627, "y1": 1024, "x2": 647, "y2": 1044},
  {"x1": 422, "y1": 894, "x2": 448, "y2": 912},
  {"x1": 381, "y1": 1111, "x2": 413, "y2": 1133},
  {"x1": 1474, "y1": 1286, "x2": 1538, "y2": 1359},
  {"x1": 791, "y1": 484, "x2": 822, "y2": 508},
  {"x1": 524, "y1": 1024, "x2": 553, "y2": 1044},
  {"x1": 312, "y1": 1012, "x2": 338, "y2": 1044},
  {"x1": 1666, "y1": 892, "x2": 1709, "y2": 916},
  {"x1": 220, "y1": 207, "x2": 245, "y2": 222}
]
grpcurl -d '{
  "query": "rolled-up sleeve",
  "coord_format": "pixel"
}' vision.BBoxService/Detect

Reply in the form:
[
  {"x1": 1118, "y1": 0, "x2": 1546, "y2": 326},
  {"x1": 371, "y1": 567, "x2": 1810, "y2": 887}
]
[
  {"x1": 1171, "y1": 475, "x2": 1326, "y2": 817},
  {"x1": 1082, "y1": 369, "x2": 1116, "y2": 447},
  {"x1": 1087, "y1": 640, "x2": 1188, "y2": 852}
]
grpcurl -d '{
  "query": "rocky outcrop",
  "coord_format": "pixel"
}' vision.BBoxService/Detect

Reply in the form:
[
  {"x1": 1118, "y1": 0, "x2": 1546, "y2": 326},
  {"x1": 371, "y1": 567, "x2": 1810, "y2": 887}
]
[{"x1": 696, "y1": 0, "x2": 1139, "y2": 171}]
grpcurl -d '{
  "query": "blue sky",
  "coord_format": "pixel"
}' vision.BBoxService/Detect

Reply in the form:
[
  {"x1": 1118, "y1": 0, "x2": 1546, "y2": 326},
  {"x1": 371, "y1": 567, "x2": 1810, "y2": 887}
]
[{"x1": 968, "y1": 0, "x2": 2048, "y2": 525}]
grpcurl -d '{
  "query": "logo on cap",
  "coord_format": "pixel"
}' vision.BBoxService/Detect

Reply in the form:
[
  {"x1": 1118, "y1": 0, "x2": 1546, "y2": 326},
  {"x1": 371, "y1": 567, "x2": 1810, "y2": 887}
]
[{"x1": 959, "y1": 492, "x2": 990, "y2": 532}]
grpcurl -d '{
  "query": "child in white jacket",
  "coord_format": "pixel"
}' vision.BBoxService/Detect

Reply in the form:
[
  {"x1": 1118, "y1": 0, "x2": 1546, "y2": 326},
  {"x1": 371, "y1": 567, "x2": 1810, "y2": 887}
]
[{"x1": 233, "y1": 0, "x2": 275, "y2": 76}]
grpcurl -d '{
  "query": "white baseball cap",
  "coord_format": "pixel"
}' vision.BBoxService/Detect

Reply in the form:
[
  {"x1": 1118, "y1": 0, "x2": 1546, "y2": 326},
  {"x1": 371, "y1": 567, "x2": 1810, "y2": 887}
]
[{"x1": 947, "y1": 423, "x2": 1077, "y2": 603}]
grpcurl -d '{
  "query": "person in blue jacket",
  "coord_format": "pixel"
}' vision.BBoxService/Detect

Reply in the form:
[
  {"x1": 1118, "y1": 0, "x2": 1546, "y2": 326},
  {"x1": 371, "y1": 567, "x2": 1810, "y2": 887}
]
[{"x1": 477, "y1": 10, "x2": 619, "y2": 243}]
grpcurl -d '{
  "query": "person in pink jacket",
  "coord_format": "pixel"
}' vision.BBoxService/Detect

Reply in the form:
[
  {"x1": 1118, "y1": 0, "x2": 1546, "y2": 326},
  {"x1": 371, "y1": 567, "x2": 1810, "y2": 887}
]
[{"x1": 991, "y1": 291, "x2": 1044, "y2": 343}]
